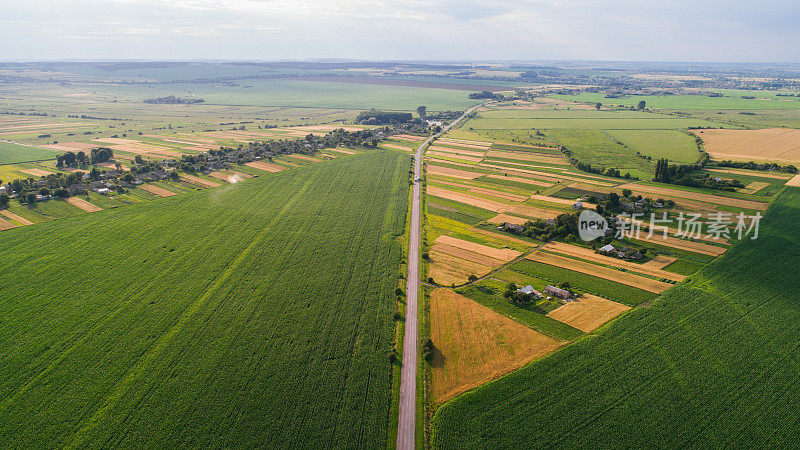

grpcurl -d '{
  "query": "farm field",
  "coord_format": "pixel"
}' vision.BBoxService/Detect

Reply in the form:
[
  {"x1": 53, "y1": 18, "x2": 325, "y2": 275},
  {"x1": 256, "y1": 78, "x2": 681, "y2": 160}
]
[
  {"x1": 0, "y1": 149, "x2": 410, "y2": 447},
  {"x1": 606, "y1": 129, "x2": 700, "y2": 164},
  {"x1": 551, "y1": 91, "x2": 800, "y2": 110},
  {"x1": 432, "y1": 188, "x2": 800, "y2": 448},
  {"x1": 0, "y1": 141, "x2": 62, "y2": 164},
  {"x1": 693, "y1": 128, "x2": 800, "y2": 164}
]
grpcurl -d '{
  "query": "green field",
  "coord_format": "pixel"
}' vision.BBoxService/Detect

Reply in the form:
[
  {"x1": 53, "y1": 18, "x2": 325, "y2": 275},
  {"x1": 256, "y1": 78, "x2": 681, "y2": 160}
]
[
  {"x1": 0, "y1": 149, "x2": 409, "y2": 447},
  {"x1": 552, "y1": 92, "x2": 800, "y2": 110},
  {"x1": 0, "y1": 141, "x2": 62, "y2": 165},
  {"x1": 466, "y1": 117, "x2": 725, "y2": 130},
  {"x1": 433, "y1": 187, "x2": 800, "y2": 448},
  {"x1": 606, "y1": 129, "x2": 700, "y2": 164}
]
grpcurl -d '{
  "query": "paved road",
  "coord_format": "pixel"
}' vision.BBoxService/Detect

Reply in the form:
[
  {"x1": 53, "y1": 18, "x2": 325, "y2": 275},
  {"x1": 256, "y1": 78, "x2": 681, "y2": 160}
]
[{"x1": 396, "y1": 104, "x2": 482, "y2": 450}]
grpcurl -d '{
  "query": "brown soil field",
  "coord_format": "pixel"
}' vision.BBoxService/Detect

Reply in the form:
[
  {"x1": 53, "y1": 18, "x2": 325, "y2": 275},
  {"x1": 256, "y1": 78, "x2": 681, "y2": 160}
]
[
  {"x1": 426, "y1": 165, "x2": 484, "y2": 180},
  {"x1": 393, "y1": 134, "x2": 425, "y2": 141},
  {"x1": 739, "y1": 181, "x2": 771, "y2": 194},
  {"x1": 487, "y1": 213, "x2": 529, "y2": 225},
  {"x1": 427, "y1": 151, "x2": 483, "y2": 163},
  {"x1": 616, "y1": 183, "x2": 768, "y2": 211},
  {"x1": 486, "y1": 174, "x2": 553, "y2": 188},
  {"x1": 0, "y1": 210, "x2": 33, "y2": 225},
  {"x1": 245, "y1": 161, "x2": 287, "y2": 173},
  {"x1": 504, "y1": 203, "x2": 562, "y2": 220},
  {"x1": 285, "y1": 154, "x2": 323, "y2": 162},
  {"x1": 707, "y1": 168, "x2": 793, "y2": 180},
  {"x1": 328, "y1": 148, "x2": 356, "y2": 155},
  {"x1": 427, "y1": 186, "x2": 509, "y2": 212},
  {"x1": 546, "y1": 294, "x2": 631, "y2": 333},
  {"x1": 631, "y1": 233, "x2": 728, "y2": 256},
  {"x1": 0, "y1": 217, "x2": 17, "y2": 231},
  {"x1": 430, "y1": 289, "x2": 562, "y2": 405},
  {"x1": 694, "y1": 128, "x2": 800, "y2": 163},
  {"x1": 428, "y1": 251, "x2": 493, "y2": 286},
  {"x1": 642, "y1": 255, "x2": 678, "y2": 270},
  {"x1": 179, "y1": 174, "x2": 222, "y2": 188},
  {"x1": 66, "y1": 197, "x2": 102, "y2": 213},
  {"x1": 436, "y1": 235, "x2": 522, "y2": 261},
  {"x1": 542, "y1": 242, "x2": 685, "y2": 282},
  {"x1": 527, "y1": 251, "x2": 673, "y2": 293},
  {"x1": 486, "y1": 150, "x2": 570, "y2": 165},
  {"x1": 139, "y1": 184, "x2": 178, "y2": 197},
  {"x1": 434, "y1": 243, "x2": 507, "y2": 268},
  {"x1": 21, "y1": 168, "x2": 54, "y2": 177},
  {"x1": 429, "y1": 146, "x2": 486, "y2": 158}
]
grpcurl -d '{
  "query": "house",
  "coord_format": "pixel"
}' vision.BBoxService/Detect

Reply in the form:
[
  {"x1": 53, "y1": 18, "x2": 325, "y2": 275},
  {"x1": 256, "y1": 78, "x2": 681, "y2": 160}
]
[
  {"x1": 572, "y1": 201, "x2": 583, "y2": 209},
  {"x1": 544, "y1": 285, "x2": 571, "y2": 299},
  {"x1": 517, "y1": 285, "x2": 542, "y2": 298},
  {"x1": 598, "y1": 244, "x2": 616, "y2": 254},
  {"x1": 497, "y1": 222, "x2": 524, "y2": 233},
  {"x1": 618, "y1": 247, "x2": 643, "y2": 260},
  {"x1": 96, "y1": 188, "x2": 110, "y2": 194}
]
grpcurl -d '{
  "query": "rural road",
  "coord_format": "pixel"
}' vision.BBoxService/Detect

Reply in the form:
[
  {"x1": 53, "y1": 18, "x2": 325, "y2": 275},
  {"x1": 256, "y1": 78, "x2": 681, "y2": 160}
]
[{"x1": 396, "y1": 104, "x2": 483, "y2": 450}]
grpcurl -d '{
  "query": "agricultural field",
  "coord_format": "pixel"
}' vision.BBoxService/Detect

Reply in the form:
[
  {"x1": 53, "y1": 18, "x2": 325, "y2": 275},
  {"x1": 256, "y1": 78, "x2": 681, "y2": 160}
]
[
  {"x1": 693, "y1": 127, "x2": 800, "y2": 164},
  {"x1": 432, "y1": 188, "x2": 800, "y2": 448},
  {"x1": 0, "y1": 140, "x2": 62, "y2": 165},
  {"x1": 551, "y1": 91, "x2": 800, "y2": 110},
  {"x1": 0, "y1": 149, "x2": 410, "y2": 447}
]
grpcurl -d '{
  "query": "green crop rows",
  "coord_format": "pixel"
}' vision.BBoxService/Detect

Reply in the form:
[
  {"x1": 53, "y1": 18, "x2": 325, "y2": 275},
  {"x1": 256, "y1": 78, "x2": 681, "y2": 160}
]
[
  {"x1": 0, "y1": 149, "x2": 410, "y2": 447},
  {"x1": 433, "y1": 187, "x2": 800, "y2": 448}
]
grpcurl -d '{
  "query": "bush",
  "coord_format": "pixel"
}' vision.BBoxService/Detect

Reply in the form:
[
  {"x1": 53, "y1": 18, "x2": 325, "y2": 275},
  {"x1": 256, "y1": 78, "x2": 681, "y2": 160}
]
[{"x1": 421, "y1": 338, "x2": 434, "y2": 361}]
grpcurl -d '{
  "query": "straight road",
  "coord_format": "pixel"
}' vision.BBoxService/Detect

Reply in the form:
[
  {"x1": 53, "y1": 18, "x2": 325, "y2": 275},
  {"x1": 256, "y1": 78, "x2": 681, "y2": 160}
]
[{"x1": 396, "y1": 104, "x2": 482, "y2": 450}]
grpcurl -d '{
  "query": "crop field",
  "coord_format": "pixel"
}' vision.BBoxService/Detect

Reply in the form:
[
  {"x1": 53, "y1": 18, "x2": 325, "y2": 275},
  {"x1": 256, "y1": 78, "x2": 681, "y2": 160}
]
[
  {"x1": 694, "y1": 128, "x2": 800, "y2": 164},
  {"x1": 551, "y1": 91, "x2": 800, "y2": 110},
  {"x1": 546, "y1": 294, "x2": 631, "y2": 333},
  {"x1": 429, "y1": 289, "x2": 561, "y2": 405},
  {"x1": 0, "y1": 149, "x2": 410, "y2": 447},
  {"x1": 605, "y1": 129, "x2": 700, "y2": 164},
  {"x1": 0, "y1": 141, "x2": 62, "y2": 165},
  {"x1": 432, "y1": 188, "x2": 800, "y2": 448}
]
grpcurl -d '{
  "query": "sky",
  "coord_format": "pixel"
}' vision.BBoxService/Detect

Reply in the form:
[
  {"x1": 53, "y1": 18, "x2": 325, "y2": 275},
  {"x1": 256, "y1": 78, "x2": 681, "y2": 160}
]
[{"x1": 1, "y1": 0, "x2": 799, "y2": 62}]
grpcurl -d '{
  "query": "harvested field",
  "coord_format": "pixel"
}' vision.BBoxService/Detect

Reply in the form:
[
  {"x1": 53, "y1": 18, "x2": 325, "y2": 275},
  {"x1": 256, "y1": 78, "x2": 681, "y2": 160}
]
[
  {"x1": 486, "y1": 150, "x2": 569, "y2": 165},
  {"x1": 66, "y1": 197, "x2": 102, "y2": 212},
  {"x1": 739, "y1": 181, "x2": 771, "y2": 194},
  {"x1": 426, "y1": 165, "x2": 483, "y2": 180},
  {"x1": 329, "y1": 148, "x2": 356, "y2": 155},
  {"x1": 546, "y1": 294, "x2": 631, "y2": 333},
  {"x1": 527, "y1": 251, "x2": 673, "y2": 294},
  {"x1": 427, "y1": 151, "x2": 483, "y2": 162},
  {"x1": 487, "y1": 214, "x2": 529, "y2": 225},
  {"x1": 695, "y1": 128, "x2": 800, "y2": 164},
  {"x1": 504, "y1": 204, "x2": 562, "y2": 220},
  {"x1": 430, "y1": 289, "x2": 562, "y2": 405},
  {"x1": 438, "y1": 137, "x2": 492, "y2": 147},
  {"x1": 246, "y1": 161, "x2": 287, "y2": 173},
  {"x1": 542, "y1": 242, "x2": 685, "y2": 282},
  {"x1": 430, "y1": 180, "x2": 528, "y2": 202},
  {"x1": 427, "y1": 187, "x2": 508, "y2": 212},
  {"x1": 0, "y1": 217, "x2": 17, "y2": 231},
  {"x1": 617, "y1": 183, "x2": 769, "y2": 211},
  {"x1": 436, "y1": 235, "x2": 522, "y2": 262},
  {"x1": 429, "y1": 146, "x2": 486, "y2": 158},
  {"x1": 285, "y1": 154, "x2": 323, "y2": 162},
  {"x1": 428, "y1": 251, "x2": 492, "y2": 286},
  {"x1": 630, "y1": 233, "x2": 727, "y2": 256},
  {"x1": 179, "y1": 174, "x2": 222, "y2": 188},
  {"x1": 21, "y1": 168, "x2": 54, "y2": 177},
  {"x1": 393, "y1": 134, "x2": 425, "y2": 141},
  {"x1": 209, "y1": 171, "x2": 253, "y2": 183},
  {"x1": 382, "y1": 143, "x2": 413, "y2": 152},
  {"x1": 0, "y1": 210, "x2": 33, "y2": 226},
  {"x1": 787, "y1": 174, "x2": 800, "y2": 187},
  {"x1": 708, "y1": 168, "x2": 793, "y2": 180},
  {"x1": 486, "y1": 174, "x2": 553, "y2": 187},
  {"x1": 139, "y1": 184, "x2": 178, "y2": 197},
  {"x1": 642, "y1": 255, "x2": 678, "y2": 270},
  {"x1": 42, "y1": 141, "x2": 94, "y2": 152},
  {"x1": 529, "y1": 194, "x2": 597, "y2": 210}
]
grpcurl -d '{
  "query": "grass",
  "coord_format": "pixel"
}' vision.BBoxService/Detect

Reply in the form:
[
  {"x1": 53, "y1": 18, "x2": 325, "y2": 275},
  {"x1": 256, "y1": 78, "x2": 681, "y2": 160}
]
[
  {"x1": 0, "y1": 141, "x2": 62, "y2": 165},
  {"x1": 552, "y1": 91, "x2": 800, "y2": 110},
  {"x1": 605, "y1": 129, "x2": 700, "y2": 164},
  {"x1": 432, "y1": 187, "x2": 800, "y2": 448},
  {"x1": 0, "y1": 149, "x2": 410, "y2": 447},
  {"x1": 544, "y1": 129, "x2": 654, "y2": 178}
]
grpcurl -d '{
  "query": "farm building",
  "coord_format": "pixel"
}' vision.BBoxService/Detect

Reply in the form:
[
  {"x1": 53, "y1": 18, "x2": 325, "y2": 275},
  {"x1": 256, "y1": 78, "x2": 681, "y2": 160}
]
[
  {"x1": 517, "y1": 285, "x2": 542, "y2": 298},
  {"x1": 544, "y1": 285, "x2": 572, "y2": 299},
  {"x1": 599, "y1": 244, "x2": 616, "y2": 253},
  {"x1": 572, "y1": 201, "x2": 583, "y2": 209}
]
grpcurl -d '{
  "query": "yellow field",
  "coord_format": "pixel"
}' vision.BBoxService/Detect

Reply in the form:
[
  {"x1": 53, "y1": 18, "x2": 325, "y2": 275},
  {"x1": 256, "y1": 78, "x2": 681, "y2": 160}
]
[
  {"x1": 430, "y1": 289, "x2": 562, "y2": 405},
  {"x1": 541, "y1": 242, "x2": 685, "y2": 282},
  {"x1": 546, "y1": 294, "x2": 631, "y2": 333},
  {"x1": 695, "y1": 128, "x2": 800, "y2": 163}
]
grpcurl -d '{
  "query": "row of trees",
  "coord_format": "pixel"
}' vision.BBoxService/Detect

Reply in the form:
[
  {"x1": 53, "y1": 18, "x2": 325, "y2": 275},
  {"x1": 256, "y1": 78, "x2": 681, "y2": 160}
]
[{"x1": 654, "y1": 158, "x2": 744, "y2": 190}]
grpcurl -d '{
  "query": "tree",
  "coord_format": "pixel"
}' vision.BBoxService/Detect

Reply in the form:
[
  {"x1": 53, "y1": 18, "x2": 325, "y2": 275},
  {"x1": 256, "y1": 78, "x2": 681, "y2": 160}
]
[
  {"x1": 595, "y1": 102, "x2": 602, "y2": 110},
  {"x1": 622, "y1": 188, "x2": 632, "y2": 198},
  {"x1": 417, "y1": 106, "x2": 427, "y2": 121},
  {"x1": 421, "y1": 338, "x2": 434, "y2": 361},
  {"x1": 637, "y1": 100, "x2": 646, "y2": 110},
  {"x1": 0, "y1": 193, "x2": 8, "y2": 207},
  {"x1": 26, "y1": 193, "x2": 37, "y2": 204},
  {"x1": 134, "y1": 155, "x2": 145, "y2": 165}
]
